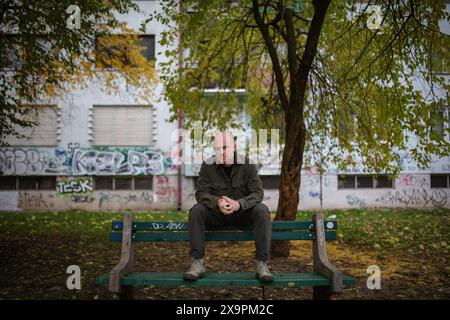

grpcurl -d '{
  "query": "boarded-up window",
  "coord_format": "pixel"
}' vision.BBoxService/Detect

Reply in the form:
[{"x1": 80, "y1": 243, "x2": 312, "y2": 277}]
[
  {"x1": 5, "y1": 105, "x2": 58, "y2": 146},
  {"x1": 93, "y1": 105, "x2": 153, "y2": 146}
]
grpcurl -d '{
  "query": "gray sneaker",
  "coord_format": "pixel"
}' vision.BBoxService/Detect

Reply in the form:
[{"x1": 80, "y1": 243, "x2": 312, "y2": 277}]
[
  {"x1": 255, "y1": 260, "x2": 274, "y2": 283},
  {"x1": 183, "y1": 258, "x2": 206, "y2": 281}
]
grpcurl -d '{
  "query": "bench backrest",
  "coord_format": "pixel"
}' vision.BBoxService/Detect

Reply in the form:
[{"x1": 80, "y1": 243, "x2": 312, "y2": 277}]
[{"x1": 109, "y1": 220, "x2": 337, "y2": 242}]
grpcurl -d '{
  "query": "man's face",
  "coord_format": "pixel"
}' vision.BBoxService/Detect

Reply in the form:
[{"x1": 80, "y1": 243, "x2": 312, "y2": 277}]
[{"x1": 213, "y1": 132, "x2": 235, "y2": 166}]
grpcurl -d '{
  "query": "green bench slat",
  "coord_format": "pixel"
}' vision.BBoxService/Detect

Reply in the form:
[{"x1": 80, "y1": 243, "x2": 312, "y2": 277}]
[
  {"x1": 111, "y1": 220, "x2": 337, "y2": 231},
  {"x1": 96, "y1": 272, "x2": 355, "y2": 287},
  {"x1": 109, "y1": 231, "x2": 337, "y2": 242}
]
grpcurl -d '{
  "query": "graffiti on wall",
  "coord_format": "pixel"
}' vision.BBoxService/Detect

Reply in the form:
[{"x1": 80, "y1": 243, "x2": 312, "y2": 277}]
[
  {"x1": 155, "y1": 176, "x2": 178, "y2": 202},
  {"x1": 397, "y1": 174, "x2": 429, "y2": 188},
  {"x1": 308, "y1": 191, "x2": 321, "y2": 199},
  {"x1": 376, "y1": 189, "x2": 447, "y2": 207},
  {"x1": 98, "y1": 191, "x2": 156, "y2": 208},
  {"x1": 56, "y1": 176, "x2": 95, "y2": 203},
  {"x1": 0, "y1": 148, "x2": 70, "y2": 175},
  {"x1": 346, "y1": 194, "x2": 367, "y2": 207},
  {"x1": 18, "y1": 192, "x2": 51, "y2": 209},
  {"x1": 0, "y1": 147, "x2": 171, "y2": 176},
  {"x1": 72, "y1": 149, "x2": 164, "y2": 175}
]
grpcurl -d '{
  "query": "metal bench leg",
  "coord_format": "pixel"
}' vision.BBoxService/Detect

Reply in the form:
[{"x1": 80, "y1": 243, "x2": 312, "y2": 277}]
[
  {"x1": 109, "y1": 213, "x2": 135, "y2": 300},
  {"x1": 312, "y1": 213, "x2": 343, "y2": 300},
  {"x1": 119, "y1": 285, "x2": 135, "y2": 300},
  {"x1": 313, "y1": 286, "x2": 332, "y2": 300}
]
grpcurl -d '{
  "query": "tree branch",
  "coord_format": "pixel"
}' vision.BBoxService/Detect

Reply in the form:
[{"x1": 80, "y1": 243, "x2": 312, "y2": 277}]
[{"x1": 252, "y1": 0, "x2": 289, "y2": 110}]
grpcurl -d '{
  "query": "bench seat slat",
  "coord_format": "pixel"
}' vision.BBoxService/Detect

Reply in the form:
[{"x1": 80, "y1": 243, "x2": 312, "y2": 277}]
[
  {"x1": 112, "y1": 220, "x2": 337, "y2": 231},
  {"x1": 96, "y1": 272, "x2": 354, "y2": 287},
  {"x1": 109, "y1": 231, "x2": 337, "y2": 242}
]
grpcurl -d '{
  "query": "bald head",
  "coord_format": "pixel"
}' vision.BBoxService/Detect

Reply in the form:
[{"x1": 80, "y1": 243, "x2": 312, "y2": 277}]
[{"x1": 213, "y1": 130, "x2": 235, "y2": 166}]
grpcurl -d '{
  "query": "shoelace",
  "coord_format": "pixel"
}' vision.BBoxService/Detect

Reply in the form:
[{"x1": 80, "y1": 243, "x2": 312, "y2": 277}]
[
  {"x1": 194, "y1": 259, "x2": 203, "y2": 266},
  {"x1": 190, "y1": 259, "x2": 203, "y2": 271}
]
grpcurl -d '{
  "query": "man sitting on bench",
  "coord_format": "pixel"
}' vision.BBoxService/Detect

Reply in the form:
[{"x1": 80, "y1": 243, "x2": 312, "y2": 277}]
[{"x1": 184, "y1": 130, "x2": 273, "y2": 283}]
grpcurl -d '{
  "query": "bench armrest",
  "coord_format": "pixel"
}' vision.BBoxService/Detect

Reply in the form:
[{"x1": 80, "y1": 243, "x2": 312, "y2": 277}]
[
  {"x1": 312, "y1": 213, "x2": 343, "y2": 293},
  {"x1": 109, "y1": 213, "x2": 135, "y2": 294}
]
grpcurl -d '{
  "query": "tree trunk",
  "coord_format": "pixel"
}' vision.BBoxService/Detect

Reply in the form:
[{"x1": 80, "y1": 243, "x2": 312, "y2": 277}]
[
  {"x1": 271, "y1": 113, "x2": 306, "y2": 257},
  {"x1": 269, "y1": 0, "x2": 331, "y2": 258}
]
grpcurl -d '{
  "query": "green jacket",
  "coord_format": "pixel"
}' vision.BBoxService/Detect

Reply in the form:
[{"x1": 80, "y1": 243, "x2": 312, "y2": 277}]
[{"x1": 195, "y1": 153, "x2": 264, "y2": 212}]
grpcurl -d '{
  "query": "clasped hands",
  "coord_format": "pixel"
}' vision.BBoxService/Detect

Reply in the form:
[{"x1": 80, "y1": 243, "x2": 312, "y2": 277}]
[{"x1": 217, "y1": 196, "x2": 241, "y2": 215}]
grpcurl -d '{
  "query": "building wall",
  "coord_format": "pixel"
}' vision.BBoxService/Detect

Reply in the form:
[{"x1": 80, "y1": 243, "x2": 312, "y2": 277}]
[
  {"x1": 1, "y1": 171, "x2": 449, "y2": 212},
  {"x1": 1, "y1": 1, "x2": 449, "y2": 212},
  {"x1": 182, "y1": 172, "x2": 450, "y2": 212}
]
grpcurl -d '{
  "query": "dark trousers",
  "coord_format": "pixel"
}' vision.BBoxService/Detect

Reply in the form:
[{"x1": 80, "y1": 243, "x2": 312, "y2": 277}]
[{"x1": 188, "y1": 202, "x2": 272, "y2": 261}]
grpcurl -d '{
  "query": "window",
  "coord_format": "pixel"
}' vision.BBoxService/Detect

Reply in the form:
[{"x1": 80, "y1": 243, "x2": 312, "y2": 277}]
[
  {"x1": 0, "y1": 176, "x2": 17, "y2": 190},
  {"x1": 17, "y1": 176, "x2": 56, "y2": 190},
  {"x1": 92, "y1": 105, "x2": 153, "y2": 146},
  {"x1": 138, "y1": 35, "x2": 155, "y2": 62},
  {"x1": 134, "y1": 176, "x2": 153, "y2": 190},
  {"x1": 357, "y1": 175, "x2": 373, "y2": 188},
  {"x1": 4, "y1": 105, "x2": 58, "y2": 146},
  {"x1": 18, "y1": 177, "x2": 39, "y2": 190},
  {"x1": 115, "y1": 176, "x2": 132, "y2": 190},
  {"x1": 338, "y1": 174, "x2": 393, "y2": 189},
  {"x1": 37, "y1": 177, "x2": 56, "y2": 190},
  {"x1": 375, "y1": 175, "x2": 393, "y2": 188},
  {"x1": 1, "y1": 35, "x2": 52, "y2": 69},
  {"x1": 94, "y1": 176, "x2": 113, "y2": 190},
  {"x1": 95, "y1": 34, "x2": 155, "y2": 68},
  {"x1": 260, "y1": 175, "x2": 281, "y2": 189},
  {"x1": 94, "y1": 176, "x2": 153, "y2": 190},
  {"x1": 431, "y1": 174, "x2": 449, "y2": 188},
  {"x1": 338, "y1": 175, "x2": 356, "y2": 189}
]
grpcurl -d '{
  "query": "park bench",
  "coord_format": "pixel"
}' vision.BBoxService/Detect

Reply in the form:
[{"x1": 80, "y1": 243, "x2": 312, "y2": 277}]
[{"x1": 96, "y1": 213, "x2": 355, "y2": 300}]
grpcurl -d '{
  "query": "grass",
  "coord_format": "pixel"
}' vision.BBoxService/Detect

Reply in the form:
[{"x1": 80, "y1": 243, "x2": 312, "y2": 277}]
[
  {"x1": 0, "y1": 207, "x2": 448, "y2": 257},
  {"x1": 0, "y1": 210, "x2": 189, "y2": 236},
  {"x1": 0, "y1": 208, "x2": 449, "y2": 299},
  {"x1": 296, "y1": 208, "x2": 450, "y2": 257}
]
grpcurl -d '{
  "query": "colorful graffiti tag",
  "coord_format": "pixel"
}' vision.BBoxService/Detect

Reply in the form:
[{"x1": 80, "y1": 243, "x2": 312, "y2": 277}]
[
  {"x1": 0, "y1": 147, "x2": 170, "y2": 176},
  {"x1": 72, "y1": 149, "x2": 164, "y2": 175},
  {"x1": 56, "y1": 176, "x2": 95, "y2": 203}
]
